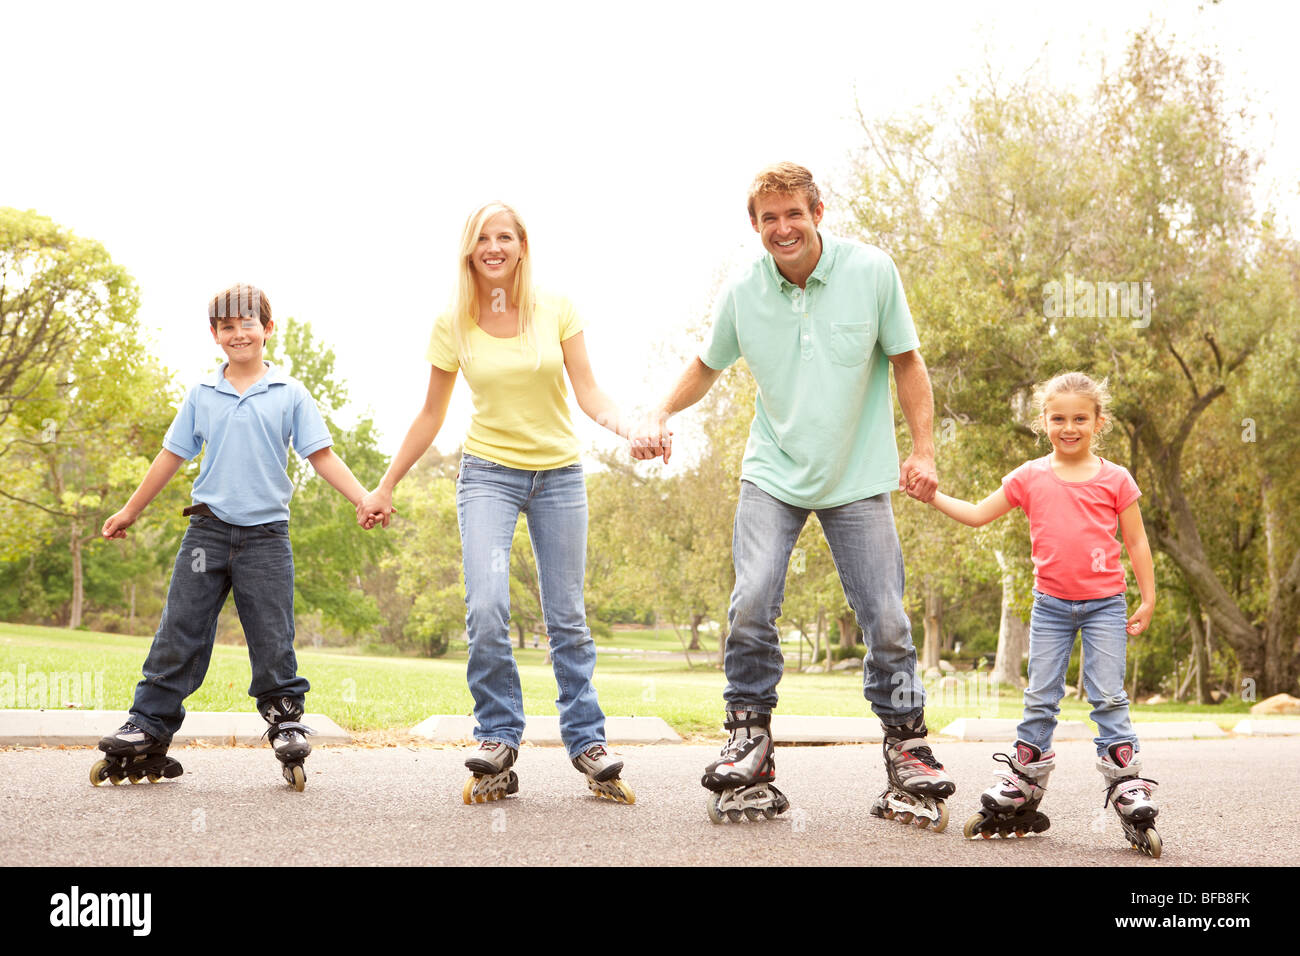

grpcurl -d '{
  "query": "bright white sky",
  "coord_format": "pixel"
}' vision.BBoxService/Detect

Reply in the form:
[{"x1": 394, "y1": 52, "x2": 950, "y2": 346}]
[{"x1": 5, "y1": 0, "x2": 1297, "y2": 471}]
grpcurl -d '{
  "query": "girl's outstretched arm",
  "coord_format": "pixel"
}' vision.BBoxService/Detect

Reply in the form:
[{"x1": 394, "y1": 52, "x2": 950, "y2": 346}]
[
  {"x1": 561, "y1": 331, "x2": 628, "y2": 439},
  {"x1": 928, "y1": 488, "x2": 1015, "y2": 527},
  {"x1": 1119, "y1": 501, "x2": 1156, "y2": 635}
]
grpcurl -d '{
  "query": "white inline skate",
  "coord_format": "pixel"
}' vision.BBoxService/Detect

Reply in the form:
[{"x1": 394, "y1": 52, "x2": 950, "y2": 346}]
[
  {"x1": 1098, "y1": 741, "x2": 1161, "y2": 858},
  {"x1": 572, "y1": 743, "x2": 635, "y2": 804},
  {"x1": 463, "y1": 740, "x2": 520, "y2": 804},
  {"x1": 964, "y1": 741, "x2": 1054, "y2": 839},
  {"x1": 870, "y1": 717, "x2": 955, "y2": 832},
  {"x1": 701, "y1": 710, "x2": 790, "y2": 823}
]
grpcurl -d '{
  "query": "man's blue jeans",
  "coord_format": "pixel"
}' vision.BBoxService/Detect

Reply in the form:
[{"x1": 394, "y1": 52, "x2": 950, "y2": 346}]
[
  {"x1": 724, "y1": 481, "x2": 925, "y2": 724},
  {"x1": 1017, "y1": 590, "x2": 1138, "y2": 756},
  {"x1": 456, "y1": 454, "x2": 606, "y2": 759},
  {"x1": 128, "y1": 514, "x2": 308, "y2": 745}
]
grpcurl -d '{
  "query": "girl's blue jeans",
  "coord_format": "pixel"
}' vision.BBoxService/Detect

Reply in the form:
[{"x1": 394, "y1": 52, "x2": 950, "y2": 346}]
[
  {"x1": 456, "y1": 453, "x2": 606, "y2": 759},
  {"x1": 1017, "y1": 589, "x2": 1139, "y2": 756}
]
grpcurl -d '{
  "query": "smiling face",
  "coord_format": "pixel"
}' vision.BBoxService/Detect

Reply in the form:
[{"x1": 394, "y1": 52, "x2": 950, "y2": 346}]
[
  {"x1": 1041, "y1": 391, "x2": 1103, "y2": 459},
  {"x1": 210, "y1": 313, "x2": 273, "y2": 368},
  {"x1": 470, "y1": 211, "x2": 525, "y2": 287},
  {"x1": 750, "y1": 190, "x2": 823, "y2": 281}
]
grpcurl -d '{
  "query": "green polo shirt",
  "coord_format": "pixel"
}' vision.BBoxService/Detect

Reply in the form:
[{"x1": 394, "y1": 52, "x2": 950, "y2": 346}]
[{"x1": 700, "y1": 233, "x2": 919, "y2": 510}]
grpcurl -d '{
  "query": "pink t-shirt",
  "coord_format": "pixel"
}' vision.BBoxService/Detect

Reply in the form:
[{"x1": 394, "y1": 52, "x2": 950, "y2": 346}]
[{"x1": 1001, "y1": 456, "x2": 1142, "y2": 600}]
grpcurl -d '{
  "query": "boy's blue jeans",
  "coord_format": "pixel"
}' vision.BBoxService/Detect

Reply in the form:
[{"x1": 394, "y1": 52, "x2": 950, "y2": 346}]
[
  {"x1": 724, "y1": 481, "x2": 925, "y2": 724},
  {"x1": 1017, "y1": 590, "x2": 1138, "y2": 756},
  {"x1": 128, "y1": 514, "x2": 308, "y2": 746},
  {"x1": 456, "y1": 454, "x2": 606, "y2": 759}
]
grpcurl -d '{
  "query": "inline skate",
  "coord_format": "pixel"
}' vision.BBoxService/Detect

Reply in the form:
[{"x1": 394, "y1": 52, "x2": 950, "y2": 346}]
[
  {"x1": 572, "y1": 743, "x2": 635, "y2": 804},
  {"x1": 90, "y1": 721, "x2": 184, "y2": 786},
  {"x1": 963, "y1": 741, "x2": 1054, "y2": 839},
  {"x1": 870, "y1": 717, "x2": 954, "y2": 832},
  {"x1": 701, "y1": 710, "x2": 789, "y2": 823},
  {"x1": 261, "y1": 697, "x2": 315, "y2": 792},
  {"x1": 463, "y1": 740, "x2": 520, "y2": 804},
  {"x1": 1098, "y1": 741, "x2": 1161, "y2": 858}
]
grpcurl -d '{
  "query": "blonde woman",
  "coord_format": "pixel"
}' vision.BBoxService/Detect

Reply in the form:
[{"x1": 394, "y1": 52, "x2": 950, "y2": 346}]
[{"x1": 359, "y1": 202, "x2": 634, "y2": 804}]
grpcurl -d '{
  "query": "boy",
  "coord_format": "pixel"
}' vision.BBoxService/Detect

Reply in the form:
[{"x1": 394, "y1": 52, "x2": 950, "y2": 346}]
[{"x1": 94, "y1": 284, "x2": 368, "y2": 791}]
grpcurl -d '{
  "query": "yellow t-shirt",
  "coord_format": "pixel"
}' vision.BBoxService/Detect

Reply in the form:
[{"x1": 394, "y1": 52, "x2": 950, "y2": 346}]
[{"x1": 426, "y1": 291, "x2": 584, "y2": 470}]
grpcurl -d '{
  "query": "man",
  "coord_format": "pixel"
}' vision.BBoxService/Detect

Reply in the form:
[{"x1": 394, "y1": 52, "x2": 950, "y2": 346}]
[{"x1": 633, "y1": 162, "x2": 955, "y2": 827}]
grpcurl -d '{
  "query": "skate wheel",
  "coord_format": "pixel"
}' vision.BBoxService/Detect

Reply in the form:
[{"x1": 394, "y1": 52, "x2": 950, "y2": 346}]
[
  {"x1": 881, "y1": 808, "x2": 895, "y2": 820},
  {"x1": 147, "y1": 773, "x2": 162, "y2": 783},
  {"x1": 90, "y1": 759, "x2": 109, "y2": 787},
  {"x1": 462, "y1": 777, "x2": 476, "y2": 805},
  {"x1": 289, "y1": 765, "x2": 306, "y2": 792},
  {"x1": 981, "y1": 831, "x2": 992, "y2": 839},
  {"x1": 897, "y1": 811, "x2": 914, "y2": 825},
  {"x1": 128, "y1": 773, "x2": 144, "y2": 784},
  {"x1": 932, "y1": 800, "x2": 949, "y2": 834},
  {"x1": 611, "y1": 779, "x2": 635, "y2": 805},
  {"x1": 1145, "y1": 830, "x2": 1162, "y2": 859},
  {"x1": 706, "y1": 794, "x2": 724, "y2": 824},
  {"x1": 763, "y1": 807, "x2": 777, "y2": 820},
  {"x1": 726, "y1": 809, "x2": 742, "y2": 823},
  {"x1": 744, "y1": 808, "x2": 761, "y2": 821},
  {"x1": 963, "y1": 813, "x2": 984, "y2": 840}
]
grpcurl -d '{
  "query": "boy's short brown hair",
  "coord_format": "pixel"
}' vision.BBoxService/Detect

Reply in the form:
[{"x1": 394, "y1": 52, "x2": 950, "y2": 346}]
[
  {"x1": 208, "y1": 284, "x2": 271, "y2": 330},
  {"x1": 747, "y1": 162, "x2": 822, "y2": 220}
]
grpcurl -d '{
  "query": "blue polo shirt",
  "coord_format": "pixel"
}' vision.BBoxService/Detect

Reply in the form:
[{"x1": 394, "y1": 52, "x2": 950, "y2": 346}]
[
  {"x1": 701, "y1": 233, "x2": 920, "y2": 509},
  {"x1": 162, "y1": 362, "x2": 333, "y2": 526}
]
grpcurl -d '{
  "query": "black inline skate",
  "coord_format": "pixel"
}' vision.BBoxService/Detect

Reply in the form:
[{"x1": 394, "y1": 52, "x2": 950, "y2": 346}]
[
  {"x1": 964, "y1": 741, "x2": 1054, "y2": 839},
  {"x1": 870, "y1": 717, "x2": 955, "y2": 832},
  {"x1": 463, "y1": 740, "x2": 520, "y2": 803},
  {"x1": 90, "y1": 721, "x2": 184, "y2": 787},
  {"x1": 1098, "y1": 741, "x2": 1161, "y2": 858},
  {"x1": 701, "y1": 710, "x2": 790, "y2": 823},
  {"x1": 261, "y1": 697, "x2": 315, "y2": 792}
]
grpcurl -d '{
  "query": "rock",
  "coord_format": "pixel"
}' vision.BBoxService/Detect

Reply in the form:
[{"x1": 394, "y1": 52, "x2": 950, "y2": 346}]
[
  {"x1": 1250, "y1": 693, "x2": 1300, "y2": 715},
  {"x1": 1210, "y1": 689, "x2": 1227, "y2": 703},
  {"x1": 923, "y1": 667, "x2": 943, "y2": 680},
  {"x1": 804, "y1": 665, "x2": 826, "y2": 674},
  {"x1": 832, "y1": 658, "x2": 862, "y2": 672},
  {"x1": 938, "y1": 660, "x2": 956, "y2": 672},
  {"x1": 1143, "y1": 694, "x2": 1168, "y2": 705}
]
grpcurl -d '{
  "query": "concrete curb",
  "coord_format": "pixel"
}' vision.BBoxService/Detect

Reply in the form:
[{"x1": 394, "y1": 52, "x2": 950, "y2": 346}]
[
  {"x1": 409, "y1": 714, "x2": 682, "y2": 745},
  {"x1": 0, "y1": 710, "x2": 351, "y2": 746},
  {"x1": 1232, "y1": 719, "x2": 1300, "y2": 736}
]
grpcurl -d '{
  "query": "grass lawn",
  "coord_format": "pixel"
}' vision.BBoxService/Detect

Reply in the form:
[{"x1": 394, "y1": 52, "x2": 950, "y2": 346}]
[{"x1": 0, "y1": 621, "x2": 1255, "y2": 737}]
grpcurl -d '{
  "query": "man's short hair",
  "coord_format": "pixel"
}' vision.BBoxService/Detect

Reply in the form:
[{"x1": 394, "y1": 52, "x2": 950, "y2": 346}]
[
  {"x1": 208, "y1": 284, "x2": 271, "y2": 330},
  {"x1": 747, "y1": 162, "x2": 822, "y2": 220}
]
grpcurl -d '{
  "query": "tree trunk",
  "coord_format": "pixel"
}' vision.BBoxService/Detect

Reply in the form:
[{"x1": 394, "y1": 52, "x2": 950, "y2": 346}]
[
  {"x1": 69, "y1": 520, "x2": 84, "y2": 629},
  {"x1": 516, "y1": 621, "x2": 526, "y2": 650},
  {"x1": 921, "y1": 575, "x2": 942, "y2": 674},
  {"x1": 990, "y1": 551, "x2": 1028, "y2": 687},
  {"x1": 689, "y1": 614, "x2": 703, "y2": 651},
  {"x1": 812, "y1": 607, "x2": 825, "y2": 665},
  {"x1": 1187, "y1": 594, "x2": 1210, "y2": 705},
  {"x1": 838, "y1": 613, "x2": 858, "y2": 648}
]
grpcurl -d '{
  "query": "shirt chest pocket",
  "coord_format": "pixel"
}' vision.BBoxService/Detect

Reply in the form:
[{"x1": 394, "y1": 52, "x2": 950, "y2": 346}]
[{"x1": 828, "y1": 322, "x2": 874, "y2": 366}]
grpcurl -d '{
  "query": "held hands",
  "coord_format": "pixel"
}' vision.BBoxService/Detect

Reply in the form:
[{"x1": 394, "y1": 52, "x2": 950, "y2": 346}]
[
  {"x1": 630, "y1": 410, "x2": 673, "y2": 464},
  {"x1": 1126, "y1": 602, "x2": 1154, "y2": 636},
  {"x1": 899, "y1": 451, "x2": 938, "y2": 503},
  {"x1": 356, "y1": 488, "x2": 396, "y2": 530}
]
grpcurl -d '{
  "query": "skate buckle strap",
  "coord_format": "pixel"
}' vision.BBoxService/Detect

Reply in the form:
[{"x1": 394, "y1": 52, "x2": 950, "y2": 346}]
[
  {"x1": 1103, "y1": 775, "x2": 1159, "y2": 809},
  {"x1": 263, "y1": 720, "x2": 316, "y2": 742},
  {"x1": 722, "y1": 714, "x2": 771, "y2": 731}
]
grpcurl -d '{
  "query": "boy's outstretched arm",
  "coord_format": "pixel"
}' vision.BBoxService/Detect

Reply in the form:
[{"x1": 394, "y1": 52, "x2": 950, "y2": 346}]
[
  {"x1": 928, "y1": 488, "x2": 1015, "y2": 527},
  {"x1": 306, "y1": 447, "x2": 367, "y2": 508},
  {"x1": 1119, "y1": 501, "x2": 1156, "y2": 635},
  {"x1": 102, "y1": 449, "x2": 186, "y2": 538}
]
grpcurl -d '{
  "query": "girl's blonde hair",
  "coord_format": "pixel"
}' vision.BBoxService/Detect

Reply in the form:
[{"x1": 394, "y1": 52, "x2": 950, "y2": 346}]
[
  {"x1": 450, "y1": 201, "x2": 537, "y2": 368},
  {"x1": 1030, "y1": 371, "x2": 1114, "y2": 446}
]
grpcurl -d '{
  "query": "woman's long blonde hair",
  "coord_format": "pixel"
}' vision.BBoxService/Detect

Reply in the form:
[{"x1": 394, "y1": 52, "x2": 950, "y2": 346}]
[{"x1": 451, "y1": 201, "x2": 537, "y2": 368}]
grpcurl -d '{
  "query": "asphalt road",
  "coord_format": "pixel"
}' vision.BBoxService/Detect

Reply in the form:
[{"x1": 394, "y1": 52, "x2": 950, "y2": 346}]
[{"x1": 4, "y1": 738, "x2": 1297, "y2": 867}]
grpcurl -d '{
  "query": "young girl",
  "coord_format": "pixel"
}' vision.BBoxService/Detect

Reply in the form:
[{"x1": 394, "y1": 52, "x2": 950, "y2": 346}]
[
  {"x1": 357, "y1": 201, "x2": 634, "y2": 805},
  {"x1": 928, "y1": 372, "x2": 1161, "y2": 856}
]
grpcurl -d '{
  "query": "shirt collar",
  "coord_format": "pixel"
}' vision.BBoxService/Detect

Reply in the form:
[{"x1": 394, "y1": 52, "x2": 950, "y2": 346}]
[
  {"x1": 204, "y1": 361, "x2": 285, "y2": 393},
  {"x1": 765, "y1": 232, "x2": 839, "y2": 291}
]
